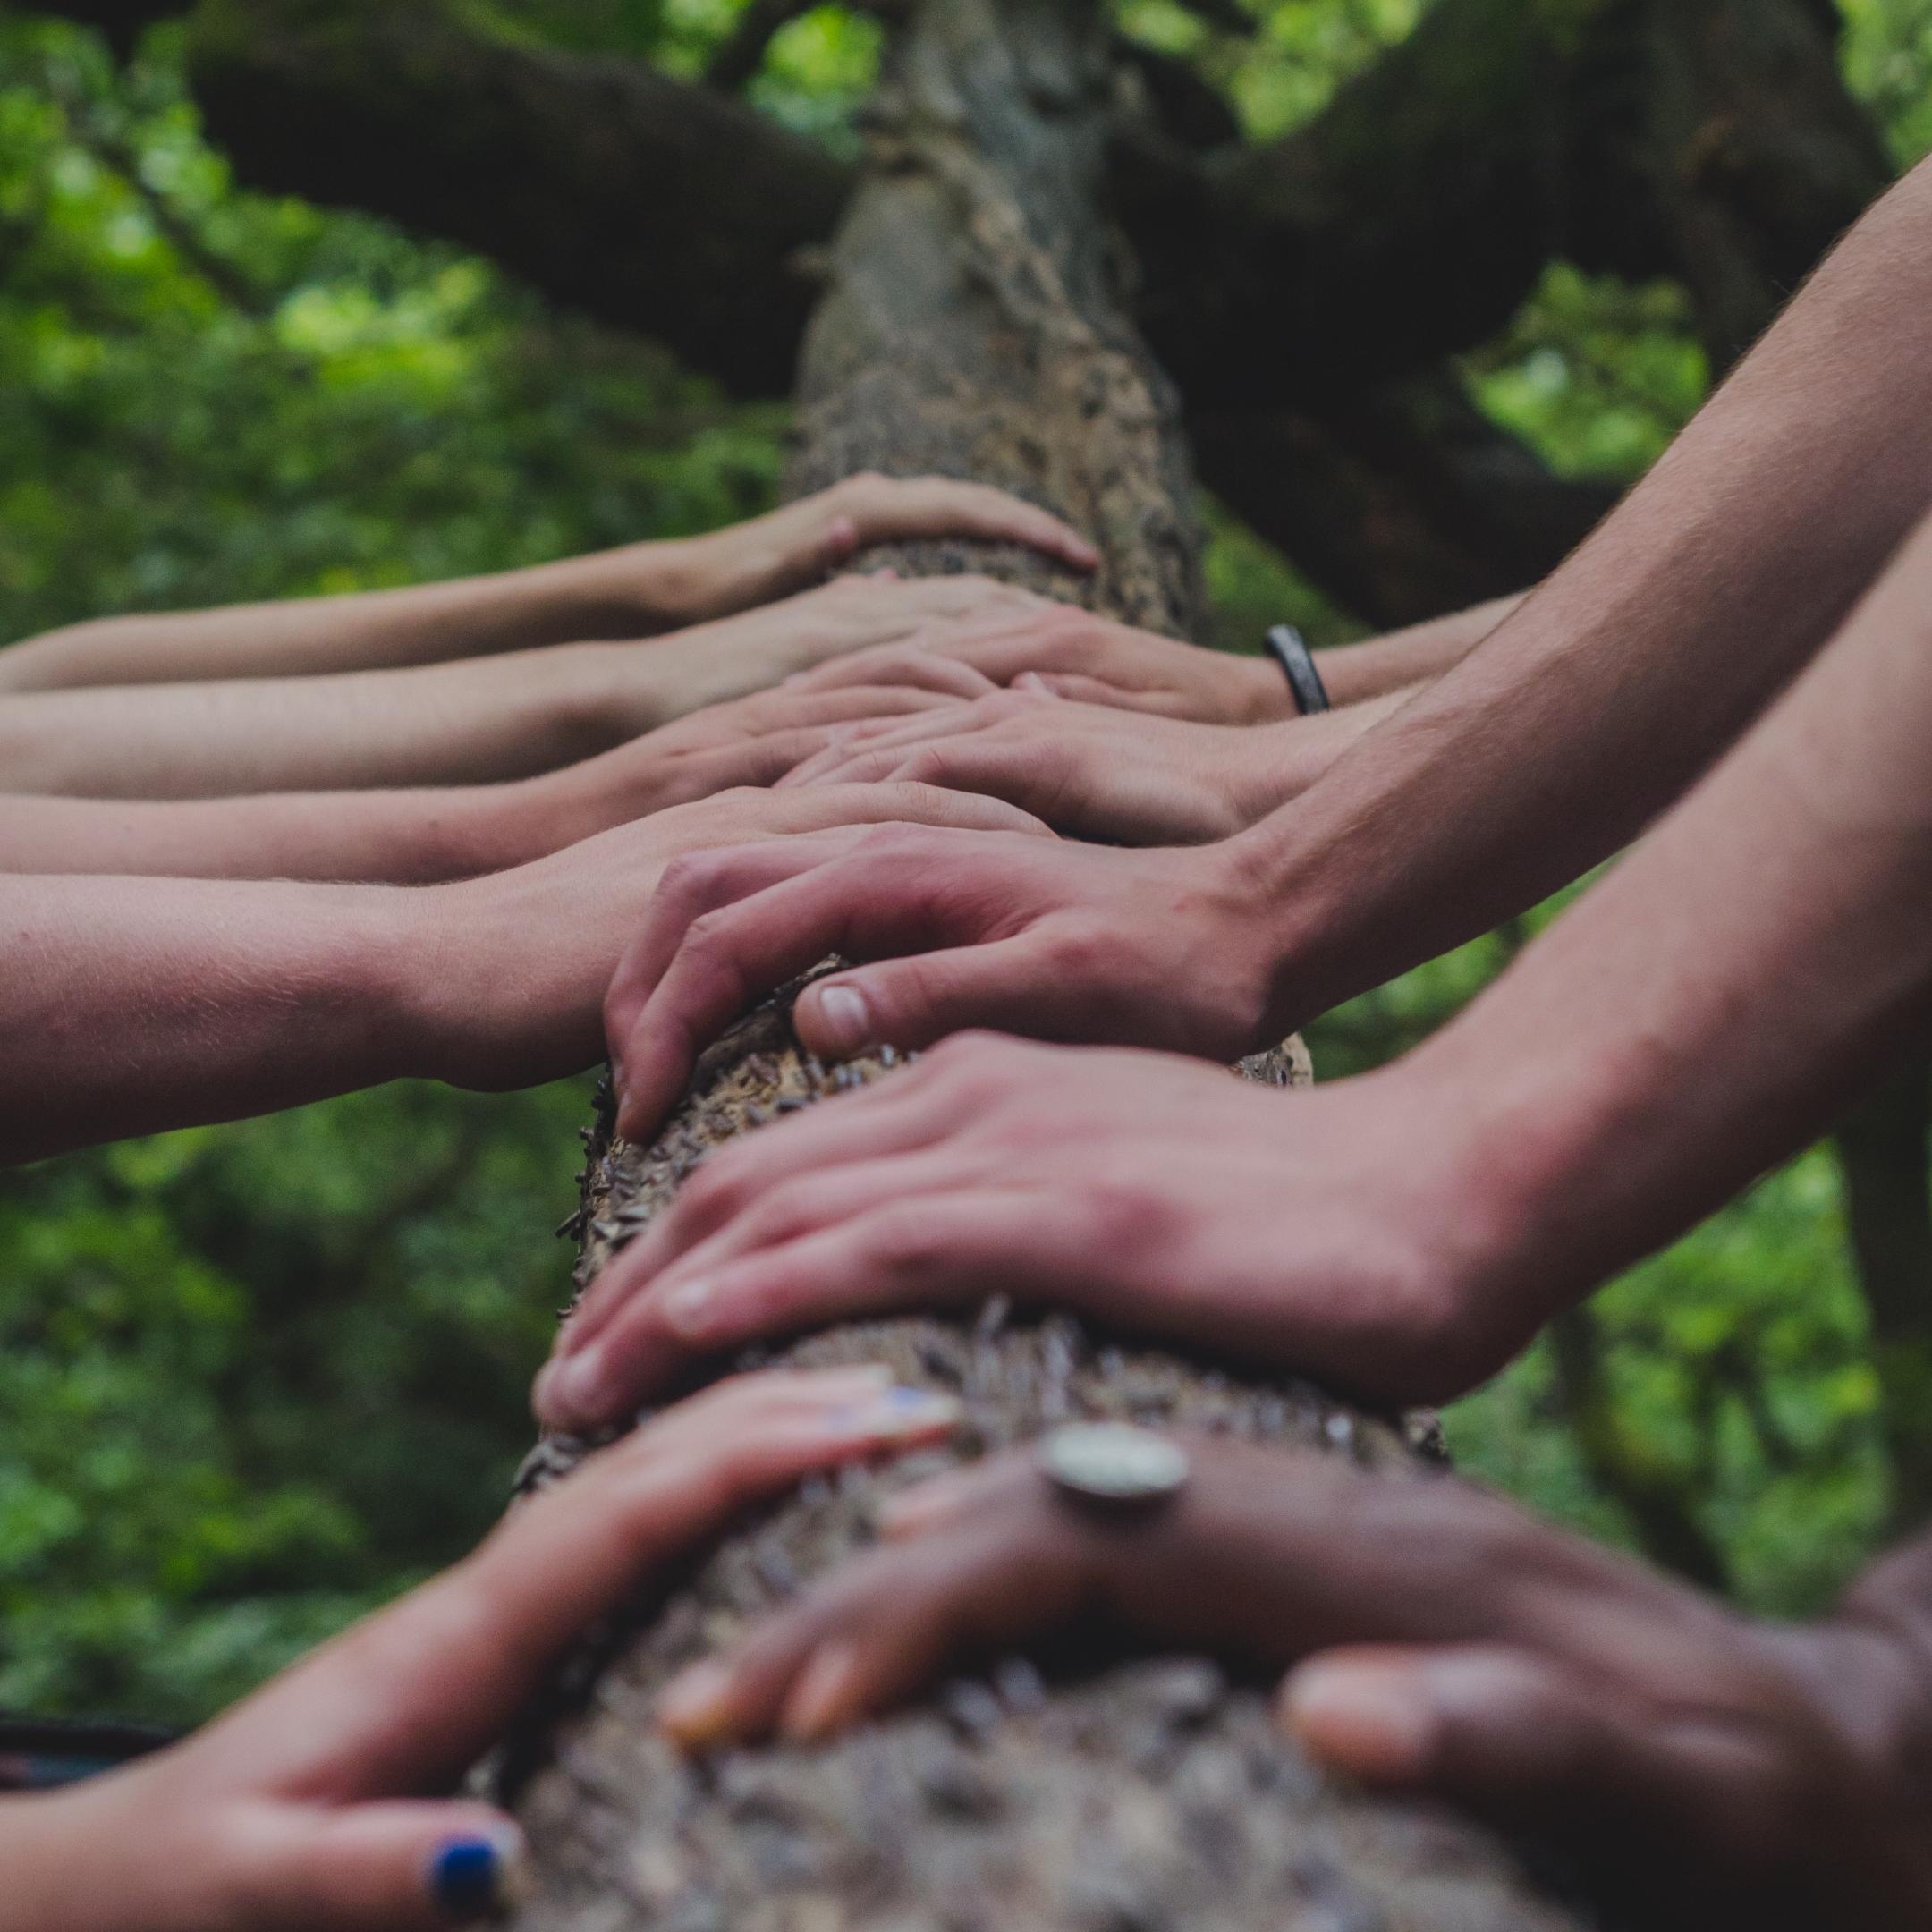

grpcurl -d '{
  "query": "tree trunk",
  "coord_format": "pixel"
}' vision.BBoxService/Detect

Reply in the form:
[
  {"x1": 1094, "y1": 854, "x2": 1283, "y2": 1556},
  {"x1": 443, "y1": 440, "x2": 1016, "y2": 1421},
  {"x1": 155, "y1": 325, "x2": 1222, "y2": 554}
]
[
  {"x1": 1835, "y1": 1058, "x2": 1932, "y2": 1531},
  {"x1": 491, "y1": 7, "x2": 1590, "y2": 1928}
]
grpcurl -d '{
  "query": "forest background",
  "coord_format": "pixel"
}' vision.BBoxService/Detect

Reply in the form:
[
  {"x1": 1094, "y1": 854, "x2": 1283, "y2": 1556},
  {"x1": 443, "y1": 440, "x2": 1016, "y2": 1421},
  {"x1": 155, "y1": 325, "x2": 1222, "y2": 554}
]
[{"x1": 3, "y1": 0, "x2": 1929, "y2": 1729}]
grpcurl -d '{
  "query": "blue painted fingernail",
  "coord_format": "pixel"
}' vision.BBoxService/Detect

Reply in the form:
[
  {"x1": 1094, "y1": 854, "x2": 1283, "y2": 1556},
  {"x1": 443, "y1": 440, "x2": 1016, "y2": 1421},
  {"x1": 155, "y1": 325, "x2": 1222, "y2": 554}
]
[{"x1": 430, "y1": 1836, "x2": 506, "y2": 1919}]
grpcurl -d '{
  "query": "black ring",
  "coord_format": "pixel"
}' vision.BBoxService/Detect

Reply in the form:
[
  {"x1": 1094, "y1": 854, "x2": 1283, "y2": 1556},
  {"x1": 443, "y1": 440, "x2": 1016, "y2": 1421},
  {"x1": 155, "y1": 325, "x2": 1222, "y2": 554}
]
[{"x1": 1265, "y1": 624, "x2": 1331, "y2": 716}]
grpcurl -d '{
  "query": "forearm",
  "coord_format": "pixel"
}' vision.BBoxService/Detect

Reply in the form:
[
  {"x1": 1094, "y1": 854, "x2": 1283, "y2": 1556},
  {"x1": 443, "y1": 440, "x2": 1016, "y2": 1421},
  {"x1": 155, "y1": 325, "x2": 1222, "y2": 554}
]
[
  {"x1": 1399, "y1": 507, "x2": 1932, "y2": 1343},
  {"x1": 1243, "y1": 157, "x2": 1932, "y2": 1021},
  {"x1": 0, "y1": 546, "x2": 670, "y2": 693},
  {"x1": 0, "y1": 640, "x2": 634, "y2": 799},
  {"x1": 0, "y1": 781, "x2": 567, "y2": 882},
  {"x1": 0, "y1": 872, "x2": 445, "y2": 1162},
  {"x1": 1316, "y1": 593, "x2": 1526, "y2": 706}
]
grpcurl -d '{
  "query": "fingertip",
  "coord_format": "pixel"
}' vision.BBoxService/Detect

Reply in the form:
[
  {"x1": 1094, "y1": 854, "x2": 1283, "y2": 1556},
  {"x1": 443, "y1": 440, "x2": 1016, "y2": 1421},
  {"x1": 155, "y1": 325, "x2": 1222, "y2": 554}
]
[
  {"x1": 427, "y1": 1822, "x2": 530, "y2": 1921},
  {"x1": 823, "y1": 513, "x2": 860, "y2": 563},
  {"x1": 780, "y1": 1640, "x2": 867, "y2": 1742},
  {"x1": 1280, "y1": 1656, "x2": 1437, "y2": 1784},
  {"x1": 797, "y1": 979, "x2": 877, "y2": 1058},
  {"x1": 658, "y1": 1658, "x2": 741, "y2": 1750}
]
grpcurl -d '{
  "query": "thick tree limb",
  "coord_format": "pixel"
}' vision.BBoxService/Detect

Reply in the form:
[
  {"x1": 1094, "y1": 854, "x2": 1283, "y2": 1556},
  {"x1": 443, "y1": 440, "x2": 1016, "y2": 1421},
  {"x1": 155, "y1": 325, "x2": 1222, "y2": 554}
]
[
  {"x1": 183, "y1": 0, "x2": 850, "y2": 397},
  {"x1": 1835, "y1": 1059, "x2": 1932, "y2": 1531},
  {"x1": 1193, "y1": 376, "x2": 1620, "y2": 625}
]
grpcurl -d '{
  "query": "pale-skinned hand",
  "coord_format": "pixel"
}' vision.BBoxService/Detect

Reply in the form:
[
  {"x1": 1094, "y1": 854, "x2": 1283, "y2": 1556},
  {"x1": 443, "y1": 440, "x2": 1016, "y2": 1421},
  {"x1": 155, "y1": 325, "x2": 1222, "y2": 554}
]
[
  {"x1": 600, "y1": 828, "x2": 1286, "y2": 1142},
  {"x1": 0, "y1": 1368, "x2": 962, "y2": 1932},
  {"x1": 777, "y1": 686, "x2": 1298, "y2": 843},
  {"x1": 538, "y1": 668, "x2": 996, "y2": 843},
  {"x1": 648, "y1": 473, "x2": 1098, "y2": 623},
  {"x1": 537, "y1": 1036, "x2": 1516, "y2": 1434},
  {"x1": 419, "y1": 783, "x2": 1052, "y2": 1095},
  {"x1": 607, "y1": 573, "x2": 1055, "y2": 733},
  {"x1": 654, "y1": 1436, "x2": 1932, "y2": 1932},
  {"x1": 779, "y1": 603, "x2": 1289, "y2": 724}
]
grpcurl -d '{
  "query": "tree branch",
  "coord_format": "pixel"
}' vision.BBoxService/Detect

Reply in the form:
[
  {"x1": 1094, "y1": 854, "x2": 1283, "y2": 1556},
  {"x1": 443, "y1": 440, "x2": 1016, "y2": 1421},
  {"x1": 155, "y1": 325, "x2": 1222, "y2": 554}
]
[
  {"x1": 1193, "y1": 375, "x2": 1619, "y2": 626},
  {"x1": 182, "y1": 0, "x2": 851, "y2": 399}
]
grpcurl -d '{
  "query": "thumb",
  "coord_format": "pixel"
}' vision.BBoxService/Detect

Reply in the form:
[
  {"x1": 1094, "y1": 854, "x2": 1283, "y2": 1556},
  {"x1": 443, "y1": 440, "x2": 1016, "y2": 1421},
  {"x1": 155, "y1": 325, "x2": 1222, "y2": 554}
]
[
  {"x1": 793, "y1": 938, "x2": 1051, "y2": 1059},
  {"x1": 241, "y1": 1801, "x2": 529, "y2": 1929}
]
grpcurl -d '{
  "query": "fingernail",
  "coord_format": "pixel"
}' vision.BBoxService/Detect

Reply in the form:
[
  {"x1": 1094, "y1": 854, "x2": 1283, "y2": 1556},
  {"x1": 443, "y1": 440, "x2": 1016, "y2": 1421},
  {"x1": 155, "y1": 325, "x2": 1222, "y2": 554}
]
[
  {"x1": 811, "y1": 983, "x2": 874, "y2": 1054},
  {"x1": 428, "y1": 1831, "x2": 527, "y2": 1920},
  {"x1": 1282, "y1": 1661, "x2": 1436, "y2": 1782},
  {"x1": 835, "y1": 1386, "x2": 962, "y2": 1437},
  {"x1": 659, "y1": 1659, "x2": 736, "y2": 1745},
  {"x1": 536, "y1": 1349, "x2": 605, "y2": 1426},
  {"x1": 782, "y1": 1640, "x2": 863, "y2": 1741},
  {"x1": 662, "y1": 1277, "x2": 717, "y2": 1337}
]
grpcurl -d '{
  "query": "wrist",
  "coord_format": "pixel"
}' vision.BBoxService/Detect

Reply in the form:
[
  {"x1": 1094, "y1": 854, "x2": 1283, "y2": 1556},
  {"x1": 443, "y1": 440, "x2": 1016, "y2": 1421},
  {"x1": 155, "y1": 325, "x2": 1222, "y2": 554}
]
[
  {"x1": 398, "y1": 860, "x2": 601, "y2": 1092},
  {"x1": 1225, "y1": 650, "x2": 1298, "y2": 724}
]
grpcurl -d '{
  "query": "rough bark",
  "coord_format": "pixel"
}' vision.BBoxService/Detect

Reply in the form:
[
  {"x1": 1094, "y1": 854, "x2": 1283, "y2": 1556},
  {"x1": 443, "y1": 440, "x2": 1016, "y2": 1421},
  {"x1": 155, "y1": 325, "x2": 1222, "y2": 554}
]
[{"x1": 487, "y1": 7, "x2": 1593, "y2": 1928}]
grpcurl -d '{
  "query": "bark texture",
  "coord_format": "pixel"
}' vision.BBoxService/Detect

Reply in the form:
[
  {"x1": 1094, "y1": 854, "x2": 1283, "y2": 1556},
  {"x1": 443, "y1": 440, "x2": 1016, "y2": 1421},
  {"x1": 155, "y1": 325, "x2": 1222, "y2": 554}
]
[{"x1": 488, "y1": 7, "x2": 1593, "y2": 1928}]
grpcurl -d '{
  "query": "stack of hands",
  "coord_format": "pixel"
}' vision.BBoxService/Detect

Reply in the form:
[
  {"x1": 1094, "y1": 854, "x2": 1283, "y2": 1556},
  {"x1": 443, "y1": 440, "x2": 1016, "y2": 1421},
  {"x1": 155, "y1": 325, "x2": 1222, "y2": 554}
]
[{"x1": 9, "y1": 318, "x2": 1932, "y2": 1932}]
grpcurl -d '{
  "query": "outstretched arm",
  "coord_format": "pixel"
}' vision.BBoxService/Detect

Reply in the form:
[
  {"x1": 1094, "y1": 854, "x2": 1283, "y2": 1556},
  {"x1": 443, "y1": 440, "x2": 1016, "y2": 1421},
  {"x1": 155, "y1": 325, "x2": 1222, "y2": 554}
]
[
  {"x1": 0, "y1": 474, "x2": 1096, "y2": 693},
  {"x1": 0, "y1": 677, "x2": 983, "y2": 882},
  {"x1": 0, "y1": 781, "x2": 1043, "y2": 1166},
  {"x1": 0, "y1": 576, "x2": 1043, "y2": 800}
]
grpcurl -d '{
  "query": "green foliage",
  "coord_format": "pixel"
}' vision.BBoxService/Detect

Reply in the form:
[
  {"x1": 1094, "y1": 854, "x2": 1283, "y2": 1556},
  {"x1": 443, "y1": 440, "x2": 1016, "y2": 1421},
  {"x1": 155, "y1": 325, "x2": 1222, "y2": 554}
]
[{"x1": 0, "y1": 1, "x2": 1927, "y2": 1730}]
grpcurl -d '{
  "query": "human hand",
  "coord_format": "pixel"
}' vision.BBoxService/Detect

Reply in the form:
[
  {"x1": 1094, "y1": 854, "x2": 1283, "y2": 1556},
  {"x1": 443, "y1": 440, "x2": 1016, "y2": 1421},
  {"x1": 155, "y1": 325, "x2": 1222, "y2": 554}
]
[
  {"x1": 654, "y1": 1436, "x2": 1932, "y2": 1932},
  {"x1": 783, "y1": 602, "x2": 1290, "y2": 724},
  {"x1": 622, "y1": 573, "x2": 1055, "y2": 732},
  {"x1": 643, "y1": 474, "x2": 1098, "y2": 624},
  {"x1": 601, "y1": 824, "x2": 1286, "y2": 1141},
  {"x1": 537, "y1": 1038, "x2": 1508, "y2": 1433},
  {"x1": 0, "y1": 1367, "x2": 961, "y2": 1932},
  {"x1": 778, "y1": 686, "x2": 1300, "y2": 843},
  {"x1": 530, "y1": 668, "x2": 996, "y2": 851},
  {"x1": 417, "y1": 782, "x2": 1051, "y2": 1095}
]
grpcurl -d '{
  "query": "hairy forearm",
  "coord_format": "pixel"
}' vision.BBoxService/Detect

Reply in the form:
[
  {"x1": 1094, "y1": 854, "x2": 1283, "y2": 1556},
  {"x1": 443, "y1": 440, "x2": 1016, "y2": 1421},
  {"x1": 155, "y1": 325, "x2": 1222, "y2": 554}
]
[
  {"x1": 1405, "y1": 507, "x2": 1932, "y2": 1344},
  {"x1": 0, "y1": 546, "x2": 678, "y2": 694},
  {"x1": 1317, "y1": 593, "x2": 1526, "y2": 706},
  {"x1": 0, "y1": 640, "x2": 636, "y2": 799},
  {"x1": 1244, "y1": 157, "x2": 1932, "y2": 1022}
]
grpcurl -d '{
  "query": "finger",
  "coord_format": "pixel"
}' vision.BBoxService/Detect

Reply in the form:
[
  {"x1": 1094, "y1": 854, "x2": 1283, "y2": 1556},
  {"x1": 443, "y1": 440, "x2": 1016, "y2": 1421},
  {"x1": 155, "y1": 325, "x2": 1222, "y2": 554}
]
[
  {"x1": 785, "y1": 745, "x2": 915, "y2": 791},
  {"x1": 786, "y1": 648, "x2": 1000, "y2": 701},
  {"x1": 659, "y1": 1486, "x2": 1087, "y2": 1748},
  {"x1": 845, "y1": 477, "x2": 1099, "y2": 571},
  {"x1": 555, "y1": 1188, "x2": 1122, "y2": 1426},
  {"x1": 550, "y1": 1071, "x2": 962, "y2": 1365},
  {"x1": 200, "y1": 1368, "x2": 962, "y2": 1798},
  {"x1": 1280, "y1": 1645, "x2": 1793, "y2": 1860},
  {"x1": 792, "y1": 931, "x2": 1089, "y2": 1062},
  {"x1": 1013, "y1": 671, "x2": 1173, "y2": 713},
  {"x1": 226, "y1": 1801, "x2": 529, "y2": 1930},
  {"x1": 610, "y1": 835, "x2": 996, "y2": 1140},
  {"x1": 540, "y1": 1153, "x2": 991, "y2": 1428}
]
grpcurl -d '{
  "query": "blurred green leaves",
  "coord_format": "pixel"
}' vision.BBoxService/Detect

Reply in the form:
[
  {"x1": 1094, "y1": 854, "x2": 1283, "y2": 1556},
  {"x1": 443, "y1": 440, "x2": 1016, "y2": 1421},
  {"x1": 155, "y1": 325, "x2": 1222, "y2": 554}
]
[{"x1": 0, "y1": 0, "x2": 1928, "y2": 1728}]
